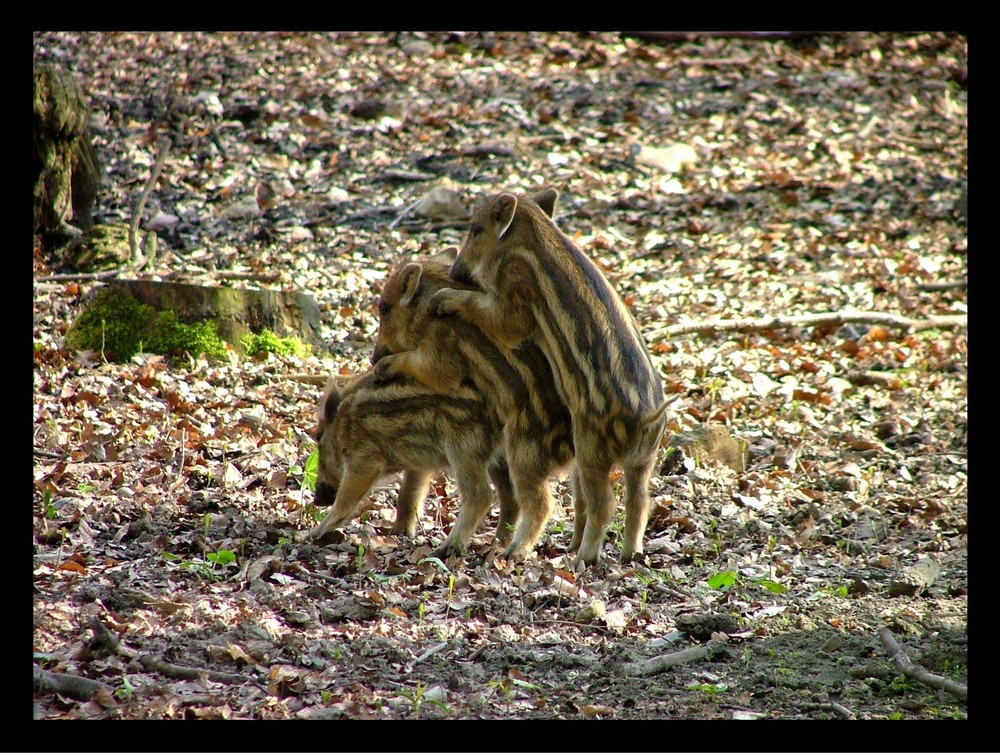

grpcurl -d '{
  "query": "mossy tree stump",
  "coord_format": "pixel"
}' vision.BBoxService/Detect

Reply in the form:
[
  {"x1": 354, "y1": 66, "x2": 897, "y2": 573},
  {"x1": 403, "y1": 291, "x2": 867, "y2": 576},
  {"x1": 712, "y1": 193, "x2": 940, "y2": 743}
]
[{"x1": 65, "y1": 280, "x2": 326, "y2": 362}]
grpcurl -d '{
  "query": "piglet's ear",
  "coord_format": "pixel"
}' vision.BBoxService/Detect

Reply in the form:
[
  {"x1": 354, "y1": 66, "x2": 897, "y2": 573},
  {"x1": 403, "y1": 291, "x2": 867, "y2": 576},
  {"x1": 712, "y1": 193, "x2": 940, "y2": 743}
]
[
  {"x1": 494, "y1": 193, "x2": 518, "y2": 238},
  {"x1": 533, "y1": 188, "x2": 558, "y2": 218},
  {"x1": 319, "y1": 375, "x2": 344, "y2": 424},
  {"x1": 428, "y1": 246, "x2": 458, "y2": 265},
  {"x1": 399, "y1": 263, "x2": 423, "y2": 307}
]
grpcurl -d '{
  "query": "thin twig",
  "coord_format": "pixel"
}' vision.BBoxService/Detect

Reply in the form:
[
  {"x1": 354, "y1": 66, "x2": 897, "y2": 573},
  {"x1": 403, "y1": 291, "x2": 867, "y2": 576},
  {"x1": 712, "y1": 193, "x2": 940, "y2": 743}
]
[
  {"x1": 388, "y1": 197, "x2": 423, "y2": 230},
  {"x1": 32, "y1": 447, "x2": 67, "y2": 460},
  {"x1": 130, "y1": 137, "x2": 171, "y2": 269},
  {"x1": 170, "y1": 428, "x2": 187, "y2": 492},
  {"x1": 408, "y1": 641, "x2": 449, "y2": 668}
]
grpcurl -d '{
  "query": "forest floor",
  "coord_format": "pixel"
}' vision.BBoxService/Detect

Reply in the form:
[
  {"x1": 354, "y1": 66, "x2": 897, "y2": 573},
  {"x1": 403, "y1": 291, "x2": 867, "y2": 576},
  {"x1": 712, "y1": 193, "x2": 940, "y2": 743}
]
[{"x1": 33, "y1": 31, "x2": 968, "y2": 731}]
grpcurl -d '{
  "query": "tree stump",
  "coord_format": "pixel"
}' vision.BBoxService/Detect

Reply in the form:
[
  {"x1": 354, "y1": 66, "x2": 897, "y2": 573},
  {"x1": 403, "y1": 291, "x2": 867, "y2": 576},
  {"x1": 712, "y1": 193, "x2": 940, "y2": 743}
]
[
  {"x1": 33, "y1": 64, "x2": 101, "y2": 242},
  {"x1": 65, "y1": 280, "x2": 327, "y2": 361}
]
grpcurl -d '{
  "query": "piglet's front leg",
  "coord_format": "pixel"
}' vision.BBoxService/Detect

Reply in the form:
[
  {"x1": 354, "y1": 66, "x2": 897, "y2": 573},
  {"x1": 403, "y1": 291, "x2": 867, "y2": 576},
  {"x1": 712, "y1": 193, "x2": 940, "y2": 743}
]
[
  {"x1": 429, "y1": 287, "x2": 532, "y2": 348},
  {"x1": 427, "y1": 287, "x2": 470, "y2": 318},
  {"x1": 371, "y1": 350, "x2": 461, "y2": 394},
  {"x1": 371, "y1": 352, "x2": 406, "y2": 383}
]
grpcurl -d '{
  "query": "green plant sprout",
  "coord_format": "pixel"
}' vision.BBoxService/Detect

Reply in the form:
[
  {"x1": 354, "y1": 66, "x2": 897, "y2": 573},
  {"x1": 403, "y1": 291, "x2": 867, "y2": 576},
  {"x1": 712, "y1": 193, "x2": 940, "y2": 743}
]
[
  {"x1": 445, "y1": 573, "x2": 456, "y2": 619},
  {"x1": 688, "y1": 681, "x2": 729, "y2": 696},
  {"x1": 116, "y1": 673, "x2": 135, "y2": 702},
  {"x1": 488, "y1": 677, "x2": 514, "y2": 718},
  {"x1": 707, "y1": 569, "x2": 788, "y2": 594},
  {"x1": 399, "y1": 681, "x2": 426, "y2": 718},
  {"x1": 301, "y1": 449, "x2": 319, "y2": 492},
  {"x1": 162, "y1": 549, "x2": 238, "y2": 580}
]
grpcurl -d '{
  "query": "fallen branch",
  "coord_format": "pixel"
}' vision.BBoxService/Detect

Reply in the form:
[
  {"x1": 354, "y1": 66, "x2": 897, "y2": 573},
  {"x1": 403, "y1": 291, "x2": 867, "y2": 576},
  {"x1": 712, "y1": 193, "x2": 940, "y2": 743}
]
[
  {"x1": 800, "y1": 701, "x2": 857, "y2": 720},
  {"x1": 34, "y1": 665, "x2": 114, "y2": 703},
  {"x1": 621, "y1": 635, "x2": 728, "y2": 677},
  {"x1": 461, "y1": 144, "x2": 515, "y2": 158},
  {"x1": 90, "y1": 617, "x2": 248, "y2": 686},
  {"x1": 393, "y1": 219, "x2": 470, "y2": 232},
  {"x1": 879, "y1": 627, "x2": 967, "y2": 701},
  {"x1": 622, "y1": 31, "x2": 833, "y2": 42},
  {"x1": 287, "y1": 373, "x2": 332, "y2": 387},
  {"x1": 172, "y1": 694, "x2": 228, "y2": 707},
  {"x1": 32, "y1": 447, "x2": 67, "y2": 460},
  {"x1": 656, "y1": 310, "x2": 967, "y2": 339},
  {"x1": 36, "y1": 268, "x2": 284, "y2": 285},
  {"x1": 35, "y1": 269, "x2": 121, "y2": 283},
  {"x1": 917, "y1": 280, "x2": 966, "y2": 292},
  {"x1": 376, "y1": 169, "x2": 437, "y2": 183},
  {"x1": 886, "y1": 131, "x2": 947, "y2": 152},
  {"x1": 211, "y1": 270, "x2": 282, "y2": 283}
]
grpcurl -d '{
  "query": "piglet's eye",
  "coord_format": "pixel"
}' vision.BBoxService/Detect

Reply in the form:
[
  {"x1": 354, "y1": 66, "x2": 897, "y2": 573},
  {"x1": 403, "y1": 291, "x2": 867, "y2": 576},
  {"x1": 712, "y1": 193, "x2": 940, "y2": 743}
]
[{"x1": 378, "y1": 301, "x2": 391, "y2": 317}]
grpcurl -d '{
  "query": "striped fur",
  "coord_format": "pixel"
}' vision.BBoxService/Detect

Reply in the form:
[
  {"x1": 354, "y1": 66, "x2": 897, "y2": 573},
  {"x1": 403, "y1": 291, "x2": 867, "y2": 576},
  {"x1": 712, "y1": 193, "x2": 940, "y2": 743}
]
[
  {"x1": 428, "y1": 189, "x2": 666, "y2": 564},
  {"x1": 372, "y1": 251, "x2": 576, "y2": 561},
  {"x1": 303, "y1": 370, "x2": 518, "y2": 553}
]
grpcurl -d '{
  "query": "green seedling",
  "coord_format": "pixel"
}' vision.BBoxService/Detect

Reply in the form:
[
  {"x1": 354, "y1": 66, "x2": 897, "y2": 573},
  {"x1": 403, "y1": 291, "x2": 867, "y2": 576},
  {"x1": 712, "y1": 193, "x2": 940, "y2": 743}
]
[
  {"x1": 688, "y1": 681, "x2": 729, "y2": 696},
  {"x1": 116, "y1": 673, "x2": 135, "y2": 702},
  {"x1": 399, "y1": 681, "x2": 426, "y2": 719},
  {"x1": 707, "y1": 570, "x2": 788, "y2": 594},
  {"x1": 445, "y1": 573, "x2": 456, "y2": 619},
  {"x1": 488, "y1": 677, "x2": 514, "y2": 717},
  {"x1": 162, "y1": 549, "x2": 237, "y2": 580},
  {"x1": 807, "y1": 585, "x2": 850, "y2": 600},
  {"x1": 301, "y1": 449, "x2": 319, "y2": 492}
]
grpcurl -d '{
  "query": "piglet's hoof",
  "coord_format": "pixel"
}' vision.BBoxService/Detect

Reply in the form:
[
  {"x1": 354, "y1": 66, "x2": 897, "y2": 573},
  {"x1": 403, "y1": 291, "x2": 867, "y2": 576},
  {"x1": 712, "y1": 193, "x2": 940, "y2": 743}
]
[{"x1": 427, "y1": 290, "x2": 457, "y2": 317}]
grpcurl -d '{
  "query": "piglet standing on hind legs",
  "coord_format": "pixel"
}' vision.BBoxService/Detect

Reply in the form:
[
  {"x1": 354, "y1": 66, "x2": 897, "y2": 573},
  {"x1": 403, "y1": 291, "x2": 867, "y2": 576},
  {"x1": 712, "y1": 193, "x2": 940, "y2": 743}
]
[{"x1": 429, "y1": 189, "x2": 667, "y2": 567}]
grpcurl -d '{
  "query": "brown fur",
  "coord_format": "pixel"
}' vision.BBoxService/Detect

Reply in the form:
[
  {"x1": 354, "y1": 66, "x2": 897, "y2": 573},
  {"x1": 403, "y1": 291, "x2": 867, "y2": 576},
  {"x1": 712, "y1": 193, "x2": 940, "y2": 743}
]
[
  {"x1": 372, "y1": 250, "x2": 576, "y2": 561},
  {"x1": 427, "y1": 189, "x2": 666, "y2": 565},
  {"x1": 304, "y1": 370, "x2": 518, "y2": 553}
]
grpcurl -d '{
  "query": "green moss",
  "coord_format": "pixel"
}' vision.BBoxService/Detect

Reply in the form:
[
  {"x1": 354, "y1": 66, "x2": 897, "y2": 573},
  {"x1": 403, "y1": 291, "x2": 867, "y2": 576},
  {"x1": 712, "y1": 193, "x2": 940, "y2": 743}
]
[
  {"x1": 64, "y1": 288, "x2": 229, "y2": 362},
  {"x1": 147, "y1": 311, "x2": 229, "y2": 361},
  {"x1": 241, "y1": 329, "x2": 311, "y2": 358},
  {"x1": 64, "y1": 291, "x2": 155, "y2": 361}
]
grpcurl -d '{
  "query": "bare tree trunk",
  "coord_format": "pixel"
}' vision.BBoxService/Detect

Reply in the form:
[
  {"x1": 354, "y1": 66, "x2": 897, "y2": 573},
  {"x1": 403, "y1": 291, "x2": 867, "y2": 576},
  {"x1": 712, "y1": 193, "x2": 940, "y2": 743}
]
[{"x1": 33, "y1": 64, "x2": 101, "y2": 241}]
